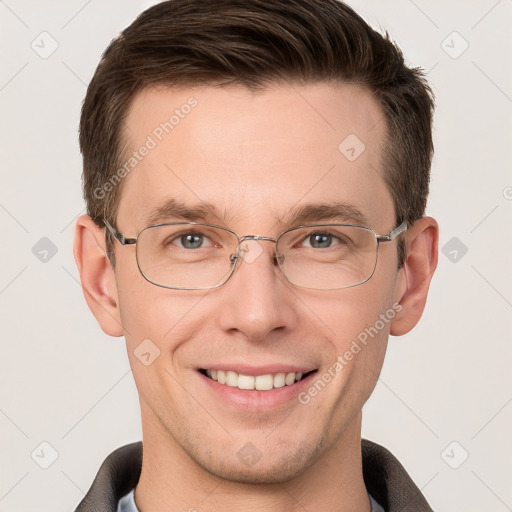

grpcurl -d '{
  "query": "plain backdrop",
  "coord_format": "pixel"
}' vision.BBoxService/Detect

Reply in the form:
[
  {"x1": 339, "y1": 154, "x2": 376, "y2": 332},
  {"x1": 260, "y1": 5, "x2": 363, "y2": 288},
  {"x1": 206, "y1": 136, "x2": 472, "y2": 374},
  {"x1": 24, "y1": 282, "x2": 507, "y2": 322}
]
[{"x1": 0, "y1": 1, "x2": 511, "y2": 511}]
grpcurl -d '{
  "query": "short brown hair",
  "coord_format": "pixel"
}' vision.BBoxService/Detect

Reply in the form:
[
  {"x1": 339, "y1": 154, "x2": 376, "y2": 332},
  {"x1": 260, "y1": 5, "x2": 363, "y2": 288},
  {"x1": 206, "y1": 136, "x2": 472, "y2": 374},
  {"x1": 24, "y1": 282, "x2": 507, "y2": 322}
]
[{"x1": 79, "y1": 0, "x2": 434, "y2": 266}]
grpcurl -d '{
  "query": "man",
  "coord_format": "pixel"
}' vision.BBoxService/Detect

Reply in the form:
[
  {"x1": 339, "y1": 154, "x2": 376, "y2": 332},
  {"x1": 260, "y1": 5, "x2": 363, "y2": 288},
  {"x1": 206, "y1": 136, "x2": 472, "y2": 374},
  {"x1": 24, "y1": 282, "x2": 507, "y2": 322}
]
[{"x1": 73, "y1": 0, "x2": 438, "y2": 510}]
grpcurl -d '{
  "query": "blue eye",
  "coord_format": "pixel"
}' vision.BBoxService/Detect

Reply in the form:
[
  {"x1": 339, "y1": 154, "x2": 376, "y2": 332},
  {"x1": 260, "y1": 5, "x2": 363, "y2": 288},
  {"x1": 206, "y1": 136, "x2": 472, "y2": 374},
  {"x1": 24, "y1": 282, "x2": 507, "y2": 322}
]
[
  {"x1": 162, "y1": 231, "x2": 215, "y2": 250},
  {"x1": 177, "y1": 233, "x2": 207, "y2": 249},
  {"x1": 301, "y1": 232, "x2": 344, "y2": 249},
  {"x1": 308, "y1": 233, "x2": 333, "y2": 248}
]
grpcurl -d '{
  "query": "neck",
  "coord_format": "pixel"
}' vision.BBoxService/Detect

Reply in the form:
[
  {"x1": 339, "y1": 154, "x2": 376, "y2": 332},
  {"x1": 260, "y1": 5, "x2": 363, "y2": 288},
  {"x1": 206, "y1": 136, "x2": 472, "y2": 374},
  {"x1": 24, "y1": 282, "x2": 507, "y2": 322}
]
[{"x1": 135, "y1": 410, "x2": 371, "y2": 512}]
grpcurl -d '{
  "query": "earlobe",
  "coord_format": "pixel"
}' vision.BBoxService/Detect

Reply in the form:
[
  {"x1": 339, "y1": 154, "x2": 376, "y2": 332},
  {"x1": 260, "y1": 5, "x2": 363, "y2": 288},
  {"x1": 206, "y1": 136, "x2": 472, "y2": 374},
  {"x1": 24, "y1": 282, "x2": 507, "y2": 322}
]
[
  {"x1": 390, "y1": 216, "x2": 439, "y2": 336},
  {"x1": 73, "y1": 214, "x2": 124, "y2": 337}
]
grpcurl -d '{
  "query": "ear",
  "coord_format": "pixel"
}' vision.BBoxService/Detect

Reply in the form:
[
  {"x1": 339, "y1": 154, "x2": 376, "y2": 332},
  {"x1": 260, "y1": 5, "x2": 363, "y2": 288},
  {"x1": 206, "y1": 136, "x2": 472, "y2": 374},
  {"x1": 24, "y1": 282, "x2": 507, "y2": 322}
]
[
  {"x1": 390, "y1": 216, "x2": 438, "y2": 336},
  {"x1": 73, "y1": 214, "x2": 124, "y2": 337}
]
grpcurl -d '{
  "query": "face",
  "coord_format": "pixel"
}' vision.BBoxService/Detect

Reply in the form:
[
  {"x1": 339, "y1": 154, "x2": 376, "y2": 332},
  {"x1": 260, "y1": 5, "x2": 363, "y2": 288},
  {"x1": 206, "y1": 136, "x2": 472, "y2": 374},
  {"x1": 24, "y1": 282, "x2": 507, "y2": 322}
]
[{"x1": 112, "y1": 82, "x2": 403, "y2": 482}]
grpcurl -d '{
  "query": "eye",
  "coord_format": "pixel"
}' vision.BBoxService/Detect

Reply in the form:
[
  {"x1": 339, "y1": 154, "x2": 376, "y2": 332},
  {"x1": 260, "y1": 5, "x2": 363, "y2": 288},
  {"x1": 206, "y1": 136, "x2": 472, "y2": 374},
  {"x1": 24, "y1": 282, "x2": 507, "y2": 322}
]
[
  {"x1": 301, "y1": 231, "x2": 344, "y2": 249},
  {"x1": 170, "y1": 231, "x2": 214, "y2": 249}
]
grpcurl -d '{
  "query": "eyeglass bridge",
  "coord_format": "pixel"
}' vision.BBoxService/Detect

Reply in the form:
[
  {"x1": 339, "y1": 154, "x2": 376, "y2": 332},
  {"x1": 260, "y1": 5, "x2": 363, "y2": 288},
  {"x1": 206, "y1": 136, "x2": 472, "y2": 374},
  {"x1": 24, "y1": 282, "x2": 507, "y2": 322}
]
[{"x1": 229, "y1": 235, "x2": 285, "y2": 266}]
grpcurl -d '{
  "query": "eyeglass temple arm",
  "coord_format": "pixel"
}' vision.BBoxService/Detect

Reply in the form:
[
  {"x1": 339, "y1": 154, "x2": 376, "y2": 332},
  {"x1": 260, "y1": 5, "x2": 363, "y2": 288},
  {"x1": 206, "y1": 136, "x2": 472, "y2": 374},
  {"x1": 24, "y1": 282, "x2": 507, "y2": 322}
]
[
  {"x1": 376, "y1": 220, "x2": 408, "y2": 242},
  {"x1": 103, "y1": 220, "x2": 137, "y2": 245}
]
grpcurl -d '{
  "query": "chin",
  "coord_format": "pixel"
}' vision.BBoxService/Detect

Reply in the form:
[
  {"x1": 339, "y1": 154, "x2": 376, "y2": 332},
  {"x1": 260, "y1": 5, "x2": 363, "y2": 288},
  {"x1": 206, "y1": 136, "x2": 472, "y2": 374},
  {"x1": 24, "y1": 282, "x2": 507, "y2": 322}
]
[
  {"x1": 192, "y1": 438, "x2": 325, "y2": 485},
  {"x1": 202, "y1": 457, "x2": 308, "y2": 485}
]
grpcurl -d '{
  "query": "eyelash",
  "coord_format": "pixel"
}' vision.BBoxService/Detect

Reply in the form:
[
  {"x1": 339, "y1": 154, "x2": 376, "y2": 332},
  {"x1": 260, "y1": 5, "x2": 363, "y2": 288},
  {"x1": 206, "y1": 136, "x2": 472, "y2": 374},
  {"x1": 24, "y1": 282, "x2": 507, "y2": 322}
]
[{"x1": 168, "y1": 230, "x2": 348, "y2": 250}]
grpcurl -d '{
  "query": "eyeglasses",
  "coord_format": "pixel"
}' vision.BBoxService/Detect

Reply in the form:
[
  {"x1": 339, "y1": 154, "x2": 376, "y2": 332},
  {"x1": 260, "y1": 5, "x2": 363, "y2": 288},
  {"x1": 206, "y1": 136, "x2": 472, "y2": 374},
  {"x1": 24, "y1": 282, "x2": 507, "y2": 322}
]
[{"x1": 103, "y1": 219, "x2": 408, "y2": 291}]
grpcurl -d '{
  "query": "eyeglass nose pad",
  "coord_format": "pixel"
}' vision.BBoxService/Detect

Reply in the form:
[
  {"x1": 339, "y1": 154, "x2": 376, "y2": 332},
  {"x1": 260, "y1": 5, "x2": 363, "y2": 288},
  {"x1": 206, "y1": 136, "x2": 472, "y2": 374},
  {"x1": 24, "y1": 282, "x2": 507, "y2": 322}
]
[{"x1": 229, "y1": 249, "x2": 283, "y2": 267}]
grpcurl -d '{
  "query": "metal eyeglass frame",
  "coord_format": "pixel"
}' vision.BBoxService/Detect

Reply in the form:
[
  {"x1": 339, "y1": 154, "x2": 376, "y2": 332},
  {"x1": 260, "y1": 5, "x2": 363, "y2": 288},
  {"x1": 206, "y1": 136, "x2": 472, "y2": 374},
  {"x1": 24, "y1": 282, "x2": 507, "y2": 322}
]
[{"x1": 103, "y1": 219, "x2": 408, "y2": 290}]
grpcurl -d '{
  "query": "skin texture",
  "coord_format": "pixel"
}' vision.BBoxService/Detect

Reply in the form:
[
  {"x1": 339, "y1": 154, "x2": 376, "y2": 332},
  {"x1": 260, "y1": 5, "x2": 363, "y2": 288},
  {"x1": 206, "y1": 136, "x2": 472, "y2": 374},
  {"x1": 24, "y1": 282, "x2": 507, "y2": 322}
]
[{"x1": 74, "y1": 82, "x2": 438, "y2": 512}]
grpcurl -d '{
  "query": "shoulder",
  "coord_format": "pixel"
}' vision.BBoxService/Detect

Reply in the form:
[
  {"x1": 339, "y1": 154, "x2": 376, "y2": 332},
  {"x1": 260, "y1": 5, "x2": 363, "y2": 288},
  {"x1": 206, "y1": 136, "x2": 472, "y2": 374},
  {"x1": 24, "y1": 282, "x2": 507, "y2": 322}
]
[
  {"x1": 74, "y1": 442, "x2": 143, "y2": 512},
  {"x1": 361, "y1": 439, "x2": 433, "y2": 512}
]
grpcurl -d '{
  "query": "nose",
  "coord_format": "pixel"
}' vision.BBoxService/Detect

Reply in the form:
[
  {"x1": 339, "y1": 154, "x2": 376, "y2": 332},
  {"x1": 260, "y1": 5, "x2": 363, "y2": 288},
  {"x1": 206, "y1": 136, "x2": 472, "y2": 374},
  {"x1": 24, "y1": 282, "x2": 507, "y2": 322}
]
[{"x1": 216, "y1": 239, "x2": 298, "y2": 342}]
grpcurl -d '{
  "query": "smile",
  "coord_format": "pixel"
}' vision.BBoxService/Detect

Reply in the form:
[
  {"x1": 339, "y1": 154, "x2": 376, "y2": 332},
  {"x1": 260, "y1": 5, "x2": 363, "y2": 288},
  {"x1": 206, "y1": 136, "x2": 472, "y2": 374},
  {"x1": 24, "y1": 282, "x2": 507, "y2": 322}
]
[{"x1": 201, "y1": 369, "x2": 315, "y2": 391}]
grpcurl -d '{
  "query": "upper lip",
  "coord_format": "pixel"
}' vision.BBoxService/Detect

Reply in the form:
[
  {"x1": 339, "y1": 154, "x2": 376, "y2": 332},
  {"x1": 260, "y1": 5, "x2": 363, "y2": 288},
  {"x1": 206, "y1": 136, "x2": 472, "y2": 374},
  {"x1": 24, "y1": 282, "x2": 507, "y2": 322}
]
[{"x1": 198, "y1": 364, "x2": 317, "y2": 375}]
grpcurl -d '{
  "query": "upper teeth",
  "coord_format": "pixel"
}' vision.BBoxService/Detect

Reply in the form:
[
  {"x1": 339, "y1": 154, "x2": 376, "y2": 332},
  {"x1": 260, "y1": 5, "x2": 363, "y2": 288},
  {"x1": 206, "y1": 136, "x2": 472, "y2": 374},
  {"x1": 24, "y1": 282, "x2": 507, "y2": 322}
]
[{"x1": 205, "y1": 369, "x2": 303, "y2": 391}]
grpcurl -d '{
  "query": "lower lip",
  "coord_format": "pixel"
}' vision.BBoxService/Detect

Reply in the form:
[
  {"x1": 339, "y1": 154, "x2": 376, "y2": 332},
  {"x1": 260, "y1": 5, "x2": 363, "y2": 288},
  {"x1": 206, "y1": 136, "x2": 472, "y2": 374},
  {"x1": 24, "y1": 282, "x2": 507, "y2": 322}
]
[{"x1": 199, "y1": 371, "x2": 316, "y2": 411}]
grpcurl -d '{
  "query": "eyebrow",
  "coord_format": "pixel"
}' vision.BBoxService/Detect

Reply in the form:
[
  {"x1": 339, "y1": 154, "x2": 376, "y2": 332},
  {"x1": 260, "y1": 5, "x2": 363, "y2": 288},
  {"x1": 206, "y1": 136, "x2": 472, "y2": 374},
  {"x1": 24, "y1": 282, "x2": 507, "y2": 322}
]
[
  {"x1": 143, "y1": 198, "x2": 369, "y2": 228},
  {"x1": 283, "y1": 202, "x2": 368, "y2": 226},
  {"x1": 144, "y1": 198, "x2": 220, "y2": 225}
]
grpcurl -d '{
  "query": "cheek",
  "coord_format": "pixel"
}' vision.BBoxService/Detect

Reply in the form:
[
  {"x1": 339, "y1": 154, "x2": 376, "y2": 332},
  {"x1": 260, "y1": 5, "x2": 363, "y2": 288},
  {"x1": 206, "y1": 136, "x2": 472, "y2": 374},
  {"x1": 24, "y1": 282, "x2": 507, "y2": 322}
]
[
  {"x1": 115, "y1": 249, "x2": 195, "y2": 339},
  {"x1": 321, "y1": 284, "x2": 396, "y2": 348},
  {"x1": 118, "y1": 289, "x2": 199, "y2": 406},
  {"x1": 313, "y1": 265, "x2": 399, "y2": 388},
  {"x1": 116, "y1": 269, "x2": 213, "y2": 390}
]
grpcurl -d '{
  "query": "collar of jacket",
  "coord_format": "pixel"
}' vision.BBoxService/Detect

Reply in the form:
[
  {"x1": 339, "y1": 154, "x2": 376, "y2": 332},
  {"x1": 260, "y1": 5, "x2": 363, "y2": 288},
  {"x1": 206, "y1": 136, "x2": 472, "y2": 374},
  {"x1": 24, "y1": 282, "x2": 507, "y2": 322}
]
[{"x1": 74, "y1": 439, "x2": 433, "y2": 512}]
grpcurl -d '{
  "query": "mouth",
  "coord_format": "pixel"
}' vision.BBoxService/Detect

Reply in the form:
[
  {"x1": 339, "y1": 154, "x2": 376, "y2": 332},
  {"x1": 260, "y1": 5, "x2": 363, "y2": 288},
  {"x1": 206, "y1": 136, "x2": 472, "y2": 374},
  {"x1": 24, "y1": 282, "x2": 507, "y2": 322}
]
[{"x1": 199, "y1": 368, "x2": 317, "y2": 391}]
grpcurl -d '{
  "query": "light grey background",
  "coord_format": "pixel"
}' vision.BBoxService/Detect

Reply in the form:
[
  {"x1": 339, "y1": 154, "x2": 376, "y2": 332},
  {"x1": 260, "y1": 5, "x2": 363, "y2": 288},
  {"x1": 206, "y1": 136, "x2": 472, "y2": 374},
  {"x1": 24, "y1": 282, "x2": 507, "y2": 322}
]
[{"x1": 1, "y1": 1, "x2": 511, "y2": 511}]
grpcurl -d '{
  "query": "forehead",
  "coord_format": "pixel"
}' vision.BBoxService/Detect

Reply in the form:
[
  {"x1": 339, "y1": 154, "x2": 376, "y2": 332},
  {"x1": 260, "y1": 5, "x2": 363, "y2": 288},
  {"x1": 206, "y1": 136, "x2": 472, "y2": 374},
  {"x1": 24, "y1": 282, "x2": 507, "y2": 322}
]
[{"x1": 117, "y1": 82, "x2": 393, "y2": 232}]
